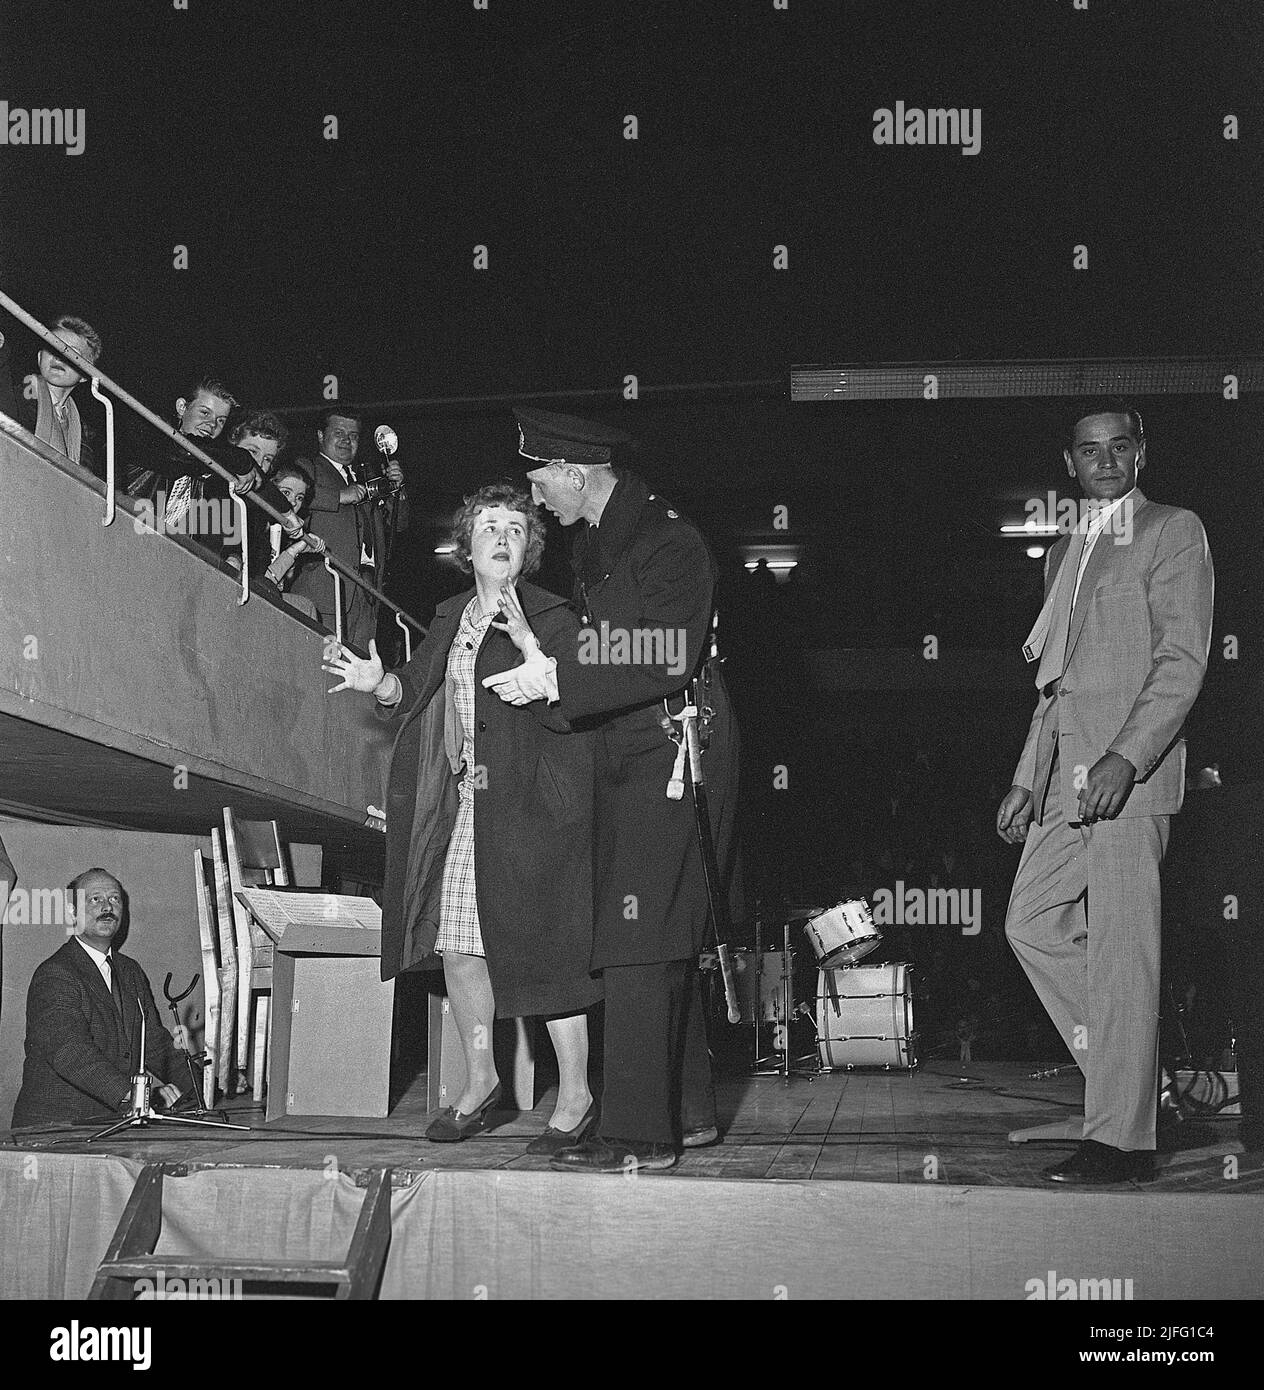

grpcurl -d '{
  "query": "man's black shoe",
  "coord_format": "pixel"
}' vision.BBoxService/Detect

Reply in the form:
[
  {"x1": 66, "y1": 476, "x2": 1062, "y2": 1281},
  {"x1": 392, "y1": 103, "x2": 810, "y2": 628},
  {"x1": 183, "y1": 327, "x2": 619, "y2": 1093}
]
[
  {"x1": 550, "y1": 1135, "x2": 678, "y2": 1174},
  {"x1": 1044, "y1": 1139, "x2": 1155, "y2": 1185}
]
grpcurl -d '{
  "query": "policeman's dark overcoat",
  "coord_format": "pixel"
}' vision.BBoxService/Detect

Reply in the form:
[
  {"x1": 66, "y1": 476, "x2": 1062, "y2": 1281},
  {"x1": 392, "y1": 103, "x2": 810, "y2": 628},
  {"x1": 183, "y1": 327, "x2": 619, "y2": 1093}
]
[{"x1": 551, "y1": 471, "x2": 741, "y2": 967}]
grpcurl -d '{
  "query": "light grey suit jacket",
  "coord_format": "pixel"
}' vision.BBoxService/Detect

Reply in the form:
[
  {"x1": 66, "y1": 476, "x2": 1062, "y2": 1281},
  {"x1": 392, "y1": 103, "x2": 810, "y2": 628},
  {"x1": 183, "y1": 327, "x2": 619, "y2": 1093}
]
[{"x1": 1014, "y1": 490, "x2": 1214, "y2": 824}]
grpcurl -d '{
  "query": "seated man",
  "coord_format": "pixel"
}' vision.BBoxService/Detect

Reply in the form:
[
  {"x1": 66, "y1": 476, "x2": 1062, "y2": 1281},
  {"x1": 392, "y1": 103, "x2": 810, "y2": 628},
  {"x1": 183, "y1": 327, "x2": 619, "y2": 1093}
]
[
  {"x1": 11, "y1": 868, "x2": 190, "y2": 1129},
  {"x1": 0, "y1": 313, "x2": 104, "y2": 477}
]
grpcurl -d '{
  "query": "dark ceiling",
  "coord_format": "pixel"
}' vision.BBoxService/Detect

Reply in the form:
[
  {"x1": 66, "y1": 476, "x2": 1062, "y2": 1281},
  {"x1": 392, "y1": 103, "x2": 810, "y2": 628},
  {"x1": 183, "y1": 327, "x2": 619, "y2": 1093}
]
[{"x1": 1, "y1": 0, "x2": 1261, "y2": 634}]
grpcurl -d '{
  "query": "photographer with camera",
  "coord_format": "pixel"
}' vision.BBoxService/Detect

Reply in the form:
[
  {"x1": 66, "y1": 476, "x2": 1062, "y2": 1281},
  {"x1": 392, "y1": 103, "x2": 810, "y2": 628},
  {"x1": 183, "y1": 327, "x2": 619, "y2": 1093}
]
[{"x1": 290, "y1": 407, "x2": 409, "y2": 651}]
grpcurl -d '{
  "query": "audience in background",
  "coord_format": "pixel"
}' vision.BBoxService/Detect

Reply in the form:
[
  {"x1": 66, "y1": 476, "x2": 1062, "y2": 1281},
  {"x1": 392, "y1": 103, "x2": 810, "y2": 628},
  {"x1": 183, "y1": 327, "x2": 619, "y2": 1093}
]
[
  {"x1": 230, "y1": 409, "x2": 289, "y2": 476},
  {"x1": 0, "y1": 314, "x2": 104, "y2": 477},
  {"x1": 225, "y1": 452, "x2": 322, "y2": 622},
  {"x1": 260, "y1": 460, "x2": 324, "y2": 600},
  {"x1": 123, "y1": 373, "x2": 307, "y2": 564},
  {"x1": 290, "y1": 407, "x2": 407, "y2": 651},
  {"x1": 123, "y1": 371, "x2": 242, "y2": 509},
  {"x1": 1, "y1": 320, "x2": 387, "y2": 641}
]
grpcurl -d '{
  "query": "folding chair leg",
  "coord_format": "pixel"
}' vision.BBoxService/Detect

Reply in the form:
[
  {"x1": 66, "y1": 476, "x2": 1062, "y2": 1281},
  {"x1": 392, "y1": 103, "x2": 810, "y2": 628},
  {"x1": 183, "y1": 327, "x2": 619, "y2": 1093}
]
[{"x1": 252, "y1": 994, "x2": 270, "y2": 1103}]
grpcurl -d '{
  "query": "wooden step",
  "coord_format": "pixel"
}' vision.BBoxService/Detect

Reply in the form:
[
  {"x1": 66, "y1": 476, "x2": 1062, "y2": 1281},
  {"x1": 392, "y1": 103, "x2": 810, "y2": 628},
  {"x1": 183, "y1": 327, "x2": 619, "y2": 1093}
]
[{"x1": 89, "y1": 1164, "x2": 392, "y2": 1301}]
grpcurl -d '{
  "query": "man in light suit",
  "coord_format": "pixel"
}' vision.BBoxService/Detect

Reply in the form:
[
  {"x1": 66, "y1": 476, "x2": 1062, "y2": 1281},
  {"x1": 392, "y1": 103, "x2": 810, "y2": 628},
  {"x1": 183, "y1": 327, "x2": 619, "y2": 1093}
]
[{"x1": 997, "y1": 402, "x2": 1214, "y2": 1184}]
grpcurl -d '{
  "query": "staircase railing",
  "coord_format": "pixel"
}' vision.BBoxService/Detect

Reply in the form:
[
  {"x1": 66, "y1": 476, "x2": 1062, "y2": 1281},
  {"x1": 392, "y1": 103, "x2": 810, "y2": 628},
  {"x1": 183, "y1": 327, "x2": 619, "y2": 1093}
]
[{"x1": 0, "y1": 288, "x2": 425, "y2": 653}]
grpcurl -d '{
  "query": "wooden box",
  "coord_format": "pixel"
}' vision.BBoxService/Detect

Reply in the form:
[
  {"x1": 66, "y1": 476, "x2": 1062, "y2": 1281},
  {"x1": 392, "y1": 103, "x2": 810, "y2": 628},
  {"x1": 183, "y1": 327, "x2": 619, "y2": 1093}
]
[{"x1": 267, "y1": 923, "x2": 394, "y2": 1121}]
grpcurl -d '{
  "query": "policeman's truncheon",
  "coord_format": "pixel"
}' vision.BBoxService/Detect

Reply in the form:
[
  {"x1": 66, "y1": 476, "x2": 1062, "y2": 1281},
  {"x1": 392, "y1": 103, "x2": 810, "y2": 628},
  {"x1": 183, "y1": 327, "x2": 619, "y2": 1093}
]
[{"x1": 664, "y1": 683, "x2": 741, "y2": 1024}]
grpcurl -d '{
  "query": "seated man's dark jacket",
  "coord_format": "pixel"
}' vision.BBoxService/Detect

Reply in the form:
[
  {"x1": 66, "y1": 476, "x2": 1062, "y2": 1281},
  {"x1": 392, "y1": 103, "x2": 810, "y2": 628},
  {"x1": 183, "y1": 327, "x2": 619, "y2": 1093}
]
[
  {"x1": 11, "y1": 939, "x2": 187, "y2": 1129},
  {"x1": 0, "y1": 333, "x2": 101, "y2": 478}
]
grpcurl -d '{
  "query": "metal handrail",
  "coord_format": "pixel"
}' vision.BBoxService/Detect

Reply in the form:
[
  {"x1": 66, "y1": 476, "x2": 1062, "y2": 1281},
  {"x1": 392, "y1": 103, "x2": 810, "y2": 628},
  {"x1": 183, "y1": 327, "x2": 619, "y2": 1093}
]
[
  {"x1": 323, "y1": 557, "x2": 344, "y2": 646},
  {"x1": 232, "y1": 495, "x2": 249, "y2": 606},
  {"x1": 89, "y1": 375, "x2": 116, "y2": 526},
  {"x1": 0, "y1": 289, "x2": 426, "y2": 646},
  {"x1": 394, "y1": 611, "x2": 413, "y2": 663}
]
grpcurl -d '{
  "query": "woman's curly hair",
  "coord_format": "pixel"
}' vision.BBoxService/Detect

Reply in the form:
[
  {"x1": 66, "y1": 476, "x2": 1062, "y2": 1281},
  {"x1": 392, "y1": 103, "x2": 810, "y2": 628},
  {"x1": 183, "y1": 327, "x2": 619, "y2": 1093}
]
[{"x1": 448, "y1": 481, "x2": 547, "y2": 577}]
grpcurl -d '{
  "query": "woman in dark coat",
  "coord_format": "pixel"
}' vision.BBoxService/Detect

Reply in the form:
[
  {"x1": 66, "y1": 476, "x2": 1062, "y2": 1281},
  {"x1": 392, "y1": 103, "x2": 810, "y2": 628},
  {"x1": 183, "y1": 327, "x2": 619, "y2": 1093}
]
[{"x1": 325, "y1": 482, "x2": 599, "y2": 1149}]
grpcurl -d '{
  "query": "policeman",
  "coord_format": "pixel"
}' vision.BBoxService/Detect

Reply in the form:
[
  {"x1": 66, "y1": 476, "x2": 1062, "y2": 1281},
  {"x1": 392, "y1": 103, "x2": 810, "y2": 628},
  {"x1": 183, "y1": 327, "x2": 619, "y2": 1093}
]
[{"x1": 485, "y1": 407, "x2": 741, "y2": 1173}]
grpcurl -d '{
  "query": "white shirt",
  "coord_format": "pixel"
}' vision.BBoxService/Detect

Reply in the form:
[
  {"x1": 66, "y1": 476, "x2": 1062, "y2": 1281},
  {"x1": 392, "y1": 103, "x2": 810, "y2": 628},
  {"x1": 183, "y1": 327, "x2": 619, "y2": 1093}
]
[
  {"x1": 322, "y1": 451, "x2": 375, "y2": 568},
  {"x1": 1022, "y1": 486, "x2": 1139, "y2": 680},
  {"x1": 75, "y1": 935, "x2": 114, "y2": 992},
  {"x1": 1071, "y1": 487, "x2": 1138, "y2": 611}
]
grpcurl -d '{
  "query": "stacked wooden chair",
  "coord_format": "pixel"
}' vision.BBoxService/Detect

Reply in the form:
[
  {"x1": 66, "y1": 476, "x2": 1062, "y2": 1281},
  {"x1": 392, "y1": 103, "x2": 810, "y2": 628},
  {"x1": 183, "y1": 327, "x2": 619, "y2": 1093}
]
[{"x1": 192, "y1": 810, "x2": 289, "y2": 1107}]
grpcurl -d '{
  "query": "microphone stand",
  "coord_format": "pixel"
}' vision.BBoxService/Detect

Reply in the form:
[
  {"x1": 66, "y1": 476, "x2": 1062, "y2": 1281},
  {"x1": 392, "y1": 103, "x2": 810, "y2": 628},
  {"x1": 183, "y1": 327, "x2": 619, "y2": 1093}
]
[{"x1": 89, "y1": 996, "x2": 251, "y2": 1141}]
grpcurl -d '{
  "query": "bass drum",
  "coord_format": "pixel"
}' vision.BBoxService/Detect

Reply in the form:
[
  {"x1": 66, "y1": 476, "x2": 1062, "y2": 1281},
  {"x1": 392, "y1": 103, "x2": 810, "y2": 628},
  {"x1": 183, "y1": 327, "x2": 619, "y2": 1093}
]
[{"x1": 816, "y1": 962, "x2": 916, "y2": 1071}]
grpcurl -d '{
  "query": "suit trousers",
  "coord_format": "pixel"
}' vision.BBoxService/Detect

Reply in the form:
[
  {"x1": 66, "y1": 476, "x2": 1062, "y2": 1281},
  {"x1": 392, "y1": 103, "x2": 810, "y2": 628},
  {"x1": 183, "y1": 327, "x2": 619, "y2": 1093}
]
[
  {"x1": 598, "y1": 959, "x2": 716, "y2": 1145},
  {"x1": 342, "y1": 574, "x2": 379, "y2": 655},
  {"x1": 1005, "y1": 756, "x2": 1170, "y2": 1151}
]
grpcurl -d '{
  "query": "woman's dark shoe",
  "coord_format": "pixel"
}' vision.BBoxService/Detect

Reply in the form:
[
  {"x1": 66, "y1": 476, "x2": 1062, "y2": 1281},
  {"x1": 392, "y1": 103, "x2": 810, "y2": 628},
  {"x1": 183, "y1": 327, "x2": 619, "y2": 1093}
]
[
  {"x1": 526, "y1": 1101, "x2": 599, "y2": 1156},
  {"x1": 425, "y1": 1083, "x2": 504, "y2": 1143}
]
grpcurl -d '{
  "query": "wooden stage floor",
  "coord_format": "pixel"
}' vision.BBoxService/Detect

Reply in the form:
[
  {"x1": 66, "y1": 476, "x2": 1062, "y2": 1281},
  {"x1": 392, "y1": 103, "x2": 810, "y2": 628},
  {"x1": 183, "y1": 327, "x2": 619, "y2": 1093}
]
[{"x1": 7, "y1": 1060, "x2": 1259, "y2": 1194}]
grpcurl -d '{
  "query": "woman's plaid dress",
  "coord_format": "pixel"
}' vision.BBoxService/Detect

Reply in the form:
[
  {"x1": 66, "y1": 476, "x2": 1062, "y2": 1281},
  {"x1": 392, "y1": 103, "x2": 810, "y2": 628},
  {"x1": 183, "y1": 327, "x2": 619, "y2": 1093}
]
[{"x1": 434, "y1": 597, "x2": 495, "y2": 956}]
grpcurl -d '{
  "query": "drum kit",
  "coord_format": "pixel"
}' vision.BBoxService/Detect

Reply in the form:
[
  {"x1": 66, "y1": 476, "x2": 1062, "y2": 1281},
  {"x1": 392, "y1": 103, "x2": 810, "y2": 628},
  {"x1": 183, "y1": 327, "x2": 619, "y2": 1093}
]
[{"x1": 701, "y1": 898, "x2": 918, "y2": 1079}]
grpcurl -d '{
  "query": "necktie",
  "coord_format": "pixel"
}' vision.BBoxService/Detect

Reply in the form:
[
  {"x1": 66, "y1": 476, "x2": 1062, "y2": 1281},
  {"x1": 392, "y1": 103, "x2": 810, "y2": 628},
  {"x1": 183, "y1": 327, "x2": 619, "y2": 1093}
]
[
  {"x1": 1026, "y1": 527, "x2": 1088, "y2": 690},
  {"x1": 109, "y1": 956, "x2": 124, "y2": 1016},
  {"x1": 343, "y1": 462, "x2": 375, "y2": 568},
  {"x1": 47, "y1": 404, "x2": 70, "y2": 457},
  {"x1": 109, "y1": 958, "x2": 137, "y2": 1069}
]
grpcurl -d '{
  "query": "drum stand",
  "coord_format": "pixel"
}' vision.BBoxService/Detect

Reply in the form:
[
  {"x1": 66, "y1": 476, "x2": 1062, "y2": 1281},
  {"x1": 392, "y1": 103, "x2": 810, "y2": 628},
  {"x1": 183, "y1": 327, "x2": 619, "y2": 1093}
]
[{"x1": 751, "y1": 920, "x2": 819, "y2": 1083}]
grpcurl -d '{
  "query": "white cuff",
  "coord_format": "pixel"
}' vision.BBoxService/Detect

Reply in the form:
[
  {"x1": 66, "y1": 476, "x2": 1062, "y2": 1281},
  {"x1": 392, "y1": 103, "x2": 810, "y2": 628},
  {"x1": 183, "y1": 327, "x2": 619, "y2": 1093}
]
[{"x1": 375, "y1": 673, "x2": 403, "y2": 707}]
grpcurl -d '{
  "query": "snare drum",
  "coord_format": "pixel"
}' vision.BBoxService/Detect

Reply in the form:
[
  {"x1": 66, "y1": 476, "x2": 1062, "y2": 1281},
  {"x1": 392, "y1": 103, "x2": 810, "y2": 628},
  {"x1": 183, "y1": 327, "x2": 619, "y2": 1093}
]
[
  {"x1": 803, "y1": 899, "x2": 881, "y2": 968},
  {"x1": 816, "y1": 962, "x2": 916, "y2": 1070},
  {"x1": 735, "y1": 950, "x2": 797, "y2": 1024},
  {"x1": 701, "y1": 948, "x2": 800, "y2": 1025}
]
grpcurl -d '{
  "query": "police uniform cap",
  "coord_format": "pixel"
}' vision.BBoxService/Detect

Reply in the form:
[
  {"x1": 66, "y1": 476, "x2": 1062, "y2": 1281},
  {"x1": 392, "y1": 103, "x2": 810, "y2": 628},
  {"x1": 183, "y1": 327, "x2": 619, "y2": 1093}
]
[{"x1": 514, "y1": 406, "x2": 632, "y2": 465}]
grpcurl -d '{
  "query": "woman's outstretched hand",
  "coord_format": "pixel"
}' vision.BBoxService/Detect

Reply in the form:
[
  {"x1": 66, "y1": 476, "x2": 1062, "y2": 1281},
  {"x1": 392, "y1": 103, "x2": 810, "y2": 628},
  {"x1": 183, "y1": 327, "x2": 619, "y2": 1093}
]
[{"x1": 324, "y1": 638, "x2": 386, "y2": 694}]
